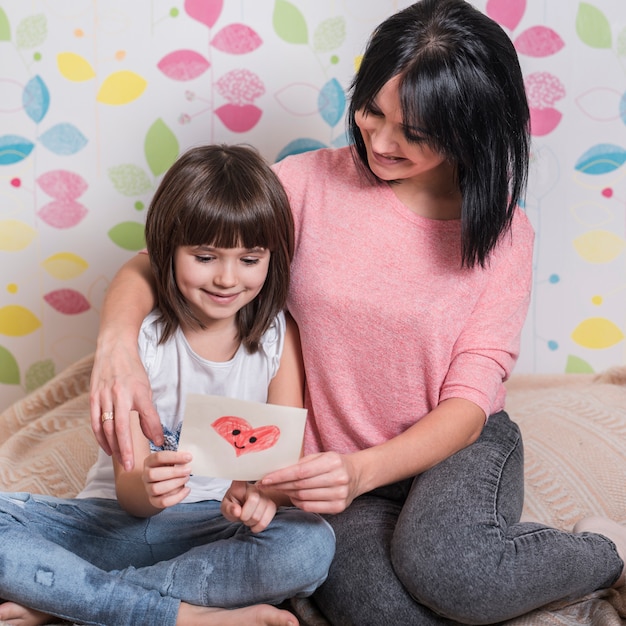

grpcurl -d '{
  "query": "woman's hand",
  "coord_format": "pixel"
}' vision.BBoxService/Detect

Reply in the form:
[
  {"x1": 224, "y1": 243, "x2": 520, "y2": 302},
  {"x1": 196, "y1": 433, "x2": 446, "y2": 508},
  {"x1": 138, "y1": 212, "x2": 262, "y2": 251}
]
[
  {"x1": 90, "y1": 253, "x2": 161, "y2": 471},
  {"x1": 142, "y1": 450, "x2": 192, "y2": 510},
  {"x1": 261, "y1": 452, "x2": 361, "y2": 514},
  {"x1": 90, "y1": 335, "x2": 163, "y2": 471},
  {"x1": 221, "y1": 481, "x2": 278, "y2": 533}
]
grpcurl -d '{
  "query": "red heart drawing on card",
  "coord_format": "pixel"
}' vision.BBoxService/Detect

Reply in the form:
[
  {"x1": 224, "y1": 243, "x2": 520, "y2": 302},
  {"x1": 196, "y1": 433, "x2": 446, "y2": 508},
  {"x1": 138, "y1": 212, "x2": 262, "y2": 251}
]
[{"x1": 212, "y1": 416, "x2": 280, "y2": 457}]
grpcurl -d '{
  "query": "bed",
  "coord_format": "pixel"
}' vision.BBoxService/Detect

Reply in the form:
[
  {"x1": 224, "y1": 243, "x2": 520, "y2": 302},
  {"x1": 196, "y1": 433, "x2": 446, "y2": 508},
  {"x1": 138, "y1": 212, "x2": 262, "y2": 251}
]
[{"x1": 1, "y1": 354, "x2": 625, "y2": 625}]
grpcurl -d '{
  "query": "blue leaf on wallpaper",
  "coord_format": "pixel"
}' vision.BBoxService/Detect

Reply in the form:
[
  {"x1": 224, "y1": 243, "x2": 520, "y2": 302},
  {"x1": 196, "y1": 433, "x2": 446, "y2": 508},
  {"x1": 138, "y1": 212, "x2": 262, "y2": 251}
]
[
  {"x1": 574, "y1": 143, "x2": 626, "y2": 175},
  {"x1": 23, "y1": 75, "x2": 50, "y2": 123},
  {"x1": 318, "y1": 78, "x2": 345, "y2": 128},
  {"x1": 620, "y1": 91, "x2": 626, "y2": 126},
  {"x1": 0, "y1": 135, "x2": 35, "y2": 165},
  {"x1": 38, "y1": 123, "x2": 87, "y2": 155},
  {"x1": 275, "y1": 138, "x2": 327, "y2": 162},
  {"x1": 332, "y1": 132, "x2": 350, "y2": 148}
]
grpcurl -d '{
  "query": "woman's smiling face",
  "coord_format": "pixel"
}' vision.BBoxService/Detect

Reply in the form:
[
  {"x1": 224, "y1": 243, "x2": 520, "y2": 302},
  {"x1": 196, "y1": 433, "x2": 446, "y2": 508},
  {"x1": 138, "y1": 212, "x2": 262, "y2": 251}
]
[{"x1": 354, "y1": 75, "x2": 448, "y2": 185}]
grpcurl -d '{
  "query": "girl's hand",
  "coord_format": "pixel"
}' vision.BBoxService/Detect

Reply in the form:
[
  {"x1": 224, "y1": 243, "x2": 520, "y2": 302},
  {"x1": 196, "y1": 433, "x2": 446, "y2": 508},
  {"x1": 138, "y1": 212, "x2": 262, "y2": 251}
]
[
  {"x1": 221, "y1": 481, "x2": 278, "y2": 533},
  {"x1": 261, "y1": 452, "x2": 360, "y2": 514},
  {"x1": 142, "y1": 450, "x2": 192, "y2": 510}
]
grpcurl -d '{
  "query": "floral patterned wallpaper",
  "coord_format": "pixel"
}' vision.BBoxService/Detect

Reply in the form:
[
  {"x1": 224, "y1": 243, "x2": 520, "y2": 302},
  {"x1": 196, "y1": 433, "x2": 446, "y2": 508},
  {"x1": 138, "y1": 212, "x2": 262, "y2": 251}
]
[{"x1": 1, "y1": 0, "x2": 625, "y2": 409}]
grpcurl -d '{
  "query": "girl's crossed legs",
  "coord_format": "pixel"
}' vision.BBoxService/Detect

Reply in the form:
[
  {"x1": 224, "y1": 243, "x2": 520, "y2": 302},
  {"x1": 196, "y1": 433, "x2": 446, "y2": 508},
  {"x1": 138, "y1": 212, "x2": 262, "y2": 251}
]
[{"x1": 0, "y1": 495, "x2": 334, "y2": 626}]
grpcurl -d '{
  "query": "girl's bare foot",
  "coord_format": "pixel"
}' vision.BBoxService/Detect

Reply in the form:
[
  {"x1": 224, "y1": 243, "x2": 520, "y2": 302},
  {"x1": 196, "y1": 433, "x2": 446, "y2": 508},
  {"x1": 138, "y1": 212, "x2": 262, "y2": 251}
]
[
  {"x1": 176, "y1": 602, "x2": 298, "y2": 626},
  {"x1": 0, "y1": 602, "x2": 53, "y2": 626}
]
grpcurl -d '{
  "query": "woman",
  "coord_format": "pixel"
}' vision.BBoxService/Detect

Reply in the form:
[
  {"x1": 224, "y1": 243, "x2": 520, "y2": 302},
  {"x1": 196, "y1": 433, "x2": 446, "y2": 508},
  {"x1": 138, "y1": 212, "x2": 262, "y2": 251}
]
[{"x1": 90, "y1": 1, "x2": 625, "y2": 624}]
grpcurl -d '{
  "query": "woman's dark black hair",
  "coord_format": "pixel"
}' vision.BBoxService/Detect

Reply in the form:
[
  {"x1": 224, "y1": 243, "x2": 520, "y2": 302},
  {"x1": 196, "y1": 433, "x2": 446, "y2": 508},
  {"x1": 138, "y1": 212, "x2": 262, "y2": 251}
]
[
  {"x1": 144, "y1": 144, "x2": 294, "y2": 352},
  {"x1": 348, "y1": 0, "x2": 530, "y2": 268}
]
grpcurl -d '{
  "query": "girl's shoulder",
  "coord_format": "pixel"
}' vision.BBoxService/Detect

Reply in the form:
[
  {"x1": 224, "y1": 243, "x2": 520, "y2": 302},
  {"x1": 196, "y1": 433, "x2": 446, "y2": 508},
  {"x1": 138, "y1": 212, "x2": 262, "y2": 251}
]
[
  {"x1": 257, "y1": 310, "x2": 287, "y2": 356},
  {"x1": 138, "y1": 310, "x2": 169, "y2": 372},
  {"x1": 139, "y1": 310, "x2": 164, "y2": 343}
]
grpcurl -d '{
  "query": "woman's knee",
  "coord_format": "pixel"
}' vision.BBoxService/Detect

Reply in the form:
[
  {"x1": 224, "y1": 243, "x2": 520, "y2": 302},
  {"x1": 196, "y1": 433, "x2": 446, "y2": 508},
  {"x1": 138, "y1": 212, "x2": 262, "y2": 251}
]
[{"x1": 390, "y1": 523, "x2": 510, "y2": 624}]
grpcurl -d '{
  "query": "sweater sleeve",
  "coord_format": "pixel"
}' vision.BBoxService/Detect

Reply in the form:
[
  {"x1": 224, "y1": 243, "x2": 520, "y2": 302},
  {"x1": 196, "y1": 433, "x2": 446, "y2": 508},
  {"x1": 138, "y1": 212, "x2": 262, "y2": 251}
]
[{"x1": 440, "y1": 209, "x2": 535, "y2": 418}]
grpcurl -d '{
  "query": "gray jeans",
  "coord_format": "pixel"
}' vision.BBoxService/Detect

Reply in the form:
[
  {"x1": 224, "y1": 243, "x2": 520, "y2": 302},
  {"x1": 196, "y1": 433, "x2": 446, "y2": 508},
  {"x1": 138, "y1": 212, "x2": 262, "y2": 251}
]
[{"x1": 313, "y1": 411, "x2": 622, "y2": 625}]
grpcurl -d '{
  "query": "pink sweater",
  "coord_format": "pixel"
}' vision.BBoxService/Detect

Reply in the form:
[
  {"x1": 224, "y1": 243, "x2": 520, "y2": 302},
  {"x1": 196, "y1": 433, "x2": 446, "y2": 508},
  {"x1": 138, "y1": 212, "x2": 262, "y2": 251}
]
[{"x1": 274, "y1": 147, "x2": 534, "y2": 456}]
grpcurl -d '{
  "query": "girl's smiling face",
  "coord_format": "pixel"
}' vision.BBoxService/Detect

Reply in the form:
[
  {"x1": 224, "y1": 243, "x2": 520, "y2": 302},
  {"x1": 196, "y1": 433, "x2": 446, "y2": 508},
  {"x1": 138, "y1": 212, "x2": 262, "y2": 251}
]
[
  {"x1": 174, "y1": 244, "x2": 270, "y2": 328},
  {"x1": 354, "y1": 75, "x2": 448, "y2": 185}
]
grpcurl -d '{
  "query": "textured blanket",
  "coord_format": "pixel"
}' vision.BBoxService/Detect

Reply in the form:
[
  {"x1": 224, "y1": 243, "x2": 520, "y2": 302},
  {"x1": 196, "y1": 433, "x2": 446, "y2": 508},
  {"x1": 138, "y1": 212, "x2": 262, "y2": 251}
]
[{"x1": 1, "y1": 354, "x2": 626, "y2": 625}]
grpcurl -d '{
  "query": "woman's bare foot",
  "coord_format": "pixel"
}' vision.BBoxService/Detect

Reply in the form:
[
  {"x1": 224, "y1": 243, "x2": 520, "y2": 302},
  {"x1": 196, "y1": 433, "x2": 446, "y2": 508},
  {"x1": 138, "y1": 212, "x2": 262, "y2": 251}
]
[
  {"x1": 0, "y1": 602, "x2": 53, "y2": 626},
  {"x1": 574, "y1": 515, "x2": 626, "y2": 588},
  {"x1": 176, "y1": 602, "x2": 298, "y2": 626}
]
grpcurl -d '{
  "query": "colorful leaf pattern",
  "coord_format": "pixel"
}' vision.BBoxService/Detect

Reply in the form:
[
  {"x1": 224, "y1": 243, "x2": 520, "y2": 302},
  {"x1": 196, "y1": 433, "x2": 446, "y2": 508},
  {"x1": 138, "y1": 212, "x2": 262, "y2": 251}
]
[
  {"x1": 157, "y1": 50, "x2": 210, "y2": 81},
  {"x1": 44, "y1": 289, "x2": 91, "y2": 315},
  {"x1": 211, "y1": 24, "x2": 262, "y2": 55},
  {"x1": 23, "y1": 75, "x2": 50, "y2": 122},
  {"x1": 37, "y1": 200, "x2": 88, "y2": 229},
  {"x1": 0, "y1": 1, "x2": 624, "y2": 404},
  {"x1": 514, "y1": 26, "x2": 564, "y2": 57}
]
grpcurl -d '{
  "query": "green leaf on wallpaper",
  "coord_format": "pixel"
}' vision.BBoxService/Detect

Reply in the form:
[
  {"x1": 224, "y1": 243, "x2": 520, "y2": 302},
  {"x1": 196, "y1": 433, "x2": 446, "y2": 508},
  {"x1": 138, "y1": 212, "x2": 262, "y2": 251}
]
[
  {"x1": 15, "y1": 14, "x2": 47, "y2": 49},
  {"x1": 576, "y1": 3, "x2": 611, "y2": 49},
  {"x1": 108, "y1": 164, "x2": 153, "y2": 196},
  {"x1": 145, "y1": 119, "x2": 179, "y2": 177},
  {"x1": 24, "y1": 358, "x2": 55, "y2": 392},
  {"x1": 565, "y1": 355, "x2": 594, "y2": 374},
  {"x1": 0, "y1": 7, "x2": 11, "y2": 41},
  {"x1": 273, "y1": 0, "x2": 308, "y2": 45},
  {"x1": 108, "y1": 221, "x2": 146, "y2": 251},
  {"x1": 0, "y1": 345, "x2": 20, "y2": 385},
  {"x1": 313, "y1": 17, "x2": 346, "y2": 53}
]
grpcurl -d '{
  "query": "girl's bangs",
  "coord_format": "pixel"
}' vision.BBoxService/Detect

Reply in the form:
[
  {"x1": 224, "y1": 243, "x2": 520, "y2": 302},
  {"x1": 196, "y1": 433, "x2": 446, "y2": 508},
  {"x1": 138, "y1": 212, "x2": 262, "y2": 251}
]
[{"x1": 179, "y1": 199, "x2": 279, "y2": 251}]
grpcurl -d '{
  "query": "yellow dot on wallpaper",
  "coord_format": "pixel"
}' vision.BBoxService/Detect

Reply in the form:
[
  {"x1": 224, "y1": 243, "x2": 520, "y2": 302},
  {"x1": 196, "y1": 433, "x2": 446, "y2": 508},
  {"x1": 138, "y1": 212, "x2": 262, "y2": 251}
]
[
  {"x1": 571, "y1": 317, "x2": 624, "y2": 349},
  {"x1": 573, "y1": 230, "x2": 626, "y2": 264},
  {"x1": 591, "y1": 295, "x2": 603, "y2": 305},
  {"x1": 97, "y1": 70, "x2": 147, "y2": 105},
  {"x1": 115, "y1": 50, "x2": 126, "y2": 61},
  {"x1": 57, "y1": 52, "x2": 96, "y2": 82},
  {"x1": 41, "y1": 252, "x2": 89, "y2": 280},
  {"x1": 74, "y1": 28, "x2": 85, "y2": 37},
  {"x1": 0, "y1": 305, "x2": 42, "y2": 337},
  {"x1": 6, "y1": 284, "x2": 18, "y2": 294},
  {"x1": 0, "y1": 220, "x2": 37, "y2": 251},
  {"x1": 354, "y1": 54, "x2": 363, "y2": 73}
]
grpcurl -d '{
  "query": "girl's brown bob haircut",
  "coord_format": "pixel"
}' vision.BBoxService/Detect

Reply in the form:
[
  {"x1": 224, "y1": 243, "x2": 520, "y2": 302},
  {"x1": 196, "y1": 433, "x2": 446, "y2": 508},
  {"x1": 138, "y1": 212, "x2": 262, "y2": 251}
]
[{"x1": 144, "y1": 144, "x2": 294, "y2": 353}]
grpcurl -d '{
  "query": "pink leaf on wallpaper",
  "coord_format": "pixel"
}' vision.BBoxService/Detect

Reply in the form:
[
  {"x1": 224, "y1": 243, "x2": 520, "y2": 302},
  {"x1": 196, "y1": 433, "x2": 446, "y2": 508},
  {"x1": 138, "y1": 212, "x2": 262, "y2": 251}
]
[
  {"x1": 37, "y1": 200, "x2": 88, "y2": 229},
  {"x1": 44, "y1": 289, "x2": 91, "y2": 315},
  {"x1": 157, "y1": 50, "x2": 210, "y2": 81},
  {"x1": 215, "y1": 69, "x2": 265, "y2": 105},
  {"x1": 485, "y1": 0, "x2": 526, "y2": 31},
  {"x1": 211, "y1": 23, "x2": 262, "y2": 55},
  {"x1": 514, "y1": 26, "x2": 564, "y2": 57},
  {"x1": 529, "y1": 106, "x2": 562, "y2": 136},
  {"x1": 36, "y1": 170, "x2": 87, "y2": 201},
  {"x1": 185, "y1": 0, "x2": 223, "y2": 29},
  {"x1": 525, "y1": 71, "x2": 565, "y2": 109},
  {"x1": 215, "y1": 103, "x2": 262, "y2": 132}
]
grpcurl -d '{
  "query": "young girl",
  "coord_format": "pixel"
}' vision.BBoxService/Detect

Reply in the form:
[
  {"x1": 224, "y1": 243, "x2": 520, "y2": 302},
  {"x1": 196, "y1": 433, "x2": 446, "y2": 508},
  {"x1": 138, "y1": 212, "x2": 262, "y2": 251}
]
[
  {"x1": 0, "y1": 144, "x2": 334, "y2": 626},
  {"x1": 91, "y1": 1, "x2": 626, "y2": 624}
]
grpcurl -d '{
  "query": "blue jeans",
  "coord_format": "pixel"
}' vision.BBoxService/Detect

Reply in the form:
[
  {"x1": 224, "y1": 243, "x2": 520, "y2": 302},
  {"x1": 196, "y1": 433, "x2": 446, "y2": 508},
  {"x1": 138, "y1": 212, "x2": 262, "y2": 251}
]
[
  {"x1": 314, "y1": 411, "x2": 623, "y2": 625},
  {"x1": 0, "y1": 495, "x2": 335, "y2": 626}
]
